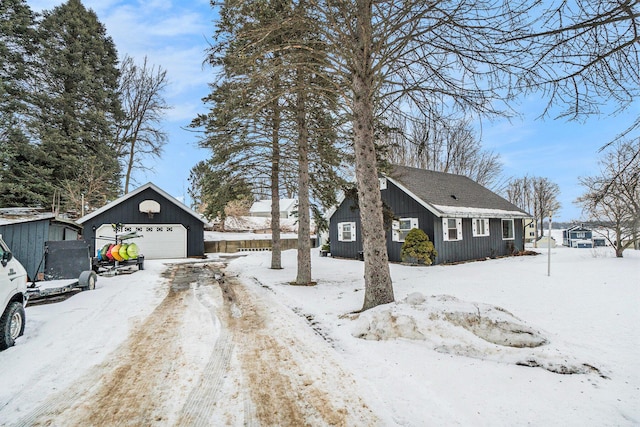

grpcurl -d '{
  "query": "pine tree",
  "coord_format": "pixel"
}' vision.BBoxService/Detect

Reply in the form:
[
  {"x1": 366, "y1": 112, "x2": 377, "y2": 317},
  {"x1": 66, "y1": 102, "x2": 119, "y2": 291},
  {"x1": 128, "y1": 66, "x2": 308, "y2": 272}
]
[
  {"x1": 0, "y1": 0, "x2": 47, "y2": 207},
  {"x1": 32, "y1": 0, "x2": 122, "y2": 211}
]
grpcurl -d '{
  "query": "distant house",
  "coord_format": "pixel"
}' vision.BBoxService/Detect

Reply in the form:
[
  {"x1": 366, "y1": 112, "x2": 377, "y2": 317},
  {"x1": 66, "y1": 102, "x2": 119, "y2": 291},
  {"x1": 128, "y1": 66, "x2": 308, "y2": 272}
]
[
  {"x1": 329, "y1": 165, "x2": 531, "y2": 264},
  {"x1": 523, "y1": 218, "x2": 536, "y2": 243},
  {"x1": 78, "y1": 183, "x2": 206, "y2": 260},
  {"x1": 563, "y1": 225, "x2": 593, "y2": 248},
  {"x1": 249, "y1": 198, "x2": 298, "y2": 219},
  {"x1": 0, "y1": 208, "x2": 82, "y2": 280}
]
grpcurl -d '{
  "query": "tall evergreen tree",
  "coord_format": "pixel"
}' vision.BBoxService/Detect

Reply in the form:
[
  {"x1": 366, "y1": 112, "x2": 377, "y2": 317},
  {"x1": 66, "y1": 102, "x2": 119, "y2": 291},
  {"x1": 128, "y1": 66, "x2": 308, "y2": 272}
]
[
  {"x1": 32, "y1": 0, "x2": 122, "y2": 211},
  {"x1": 0, "y1": 0, "x2": 45, "y2": 207},
  {"x1": 195, "y1": 0, "x2": 345, "y2": 277}
]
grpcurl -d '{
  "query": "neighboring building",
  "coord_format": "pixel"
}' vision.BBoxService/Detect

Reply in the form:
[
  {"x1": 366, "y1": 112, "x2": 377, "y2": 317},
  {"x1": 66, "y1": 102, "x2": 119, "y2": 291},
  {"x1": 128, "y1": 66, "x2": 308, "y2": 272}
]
[
  {"x1": 536, "y1": 235, "x2": 556, "y2": 248},
  {"x1": 523, "y1": 218, "x2": 536, "y2": 243},
  {"x1": 562, "y1": 224, "x2": 594, "y2": 248},
  {"x1": 249, "y1": 199, "x2": 298, "y2": 219},
  {"x1": 78, "y1": 183, "x2": 206, "y2": 259},
  {"x1": 329, "y1": 165, "x2": 531, "y2": 264},
  {"x1": 0, "y1": 208, "x2": 82, "y2": 280}
]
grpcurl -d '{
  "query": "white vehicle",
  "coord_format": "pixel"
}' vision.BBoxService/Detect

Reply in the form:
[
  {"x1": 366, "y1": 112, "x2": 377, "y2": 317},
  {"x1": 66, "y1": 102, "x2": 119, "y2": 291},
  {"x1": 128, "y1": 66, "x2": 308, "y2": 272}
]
[{"x1": 0, "y1": 235, "x2": 28, "y2": 350}]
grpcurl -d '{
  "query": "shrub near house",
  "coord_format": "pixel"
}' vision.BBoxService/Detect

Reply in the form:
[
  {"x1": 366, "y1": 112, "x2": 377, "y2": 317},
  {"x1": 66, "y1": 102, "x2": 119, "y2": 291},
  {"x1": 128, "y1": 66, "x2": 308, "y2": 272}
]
[{"x1": 401, "y1": 228, "x2": 437, "y2": 265}]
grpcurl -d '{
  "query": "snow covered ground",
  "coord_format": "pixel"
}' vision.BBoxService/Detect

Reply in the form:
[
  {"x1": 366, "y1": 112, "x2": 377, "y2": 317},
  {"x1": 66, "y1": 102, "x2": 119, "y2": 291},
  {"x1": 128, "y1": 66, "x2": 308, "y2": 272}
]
[{"x1": 0, "y1": 238, "x2": 638, "y2": 426}]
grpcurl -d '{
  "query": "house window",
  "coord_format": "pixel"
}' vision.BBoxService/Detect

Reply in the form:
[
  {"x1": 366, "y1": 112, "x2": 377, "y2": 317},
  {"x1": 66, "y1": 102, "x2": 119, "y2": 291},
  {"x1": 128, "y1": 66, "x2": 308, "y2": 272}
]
[
  {"x1": 472, "y1": 219, "x2": 490, "y2": 237},
  {"x1": 392, "y1": 218, "x2": 419, "y2": 242},
  {"x1": 338, "y1": 222, "x2": 356, "y2": 242},
  {"x1": 502, "y1": 219, "x2": 515, "y2": 240},
  {"x1": 443, "y1": 218, "x2": 462, "y2": 241},
  {"x1": 576, "y1": 232, "x2": 585, "y2": 238}
]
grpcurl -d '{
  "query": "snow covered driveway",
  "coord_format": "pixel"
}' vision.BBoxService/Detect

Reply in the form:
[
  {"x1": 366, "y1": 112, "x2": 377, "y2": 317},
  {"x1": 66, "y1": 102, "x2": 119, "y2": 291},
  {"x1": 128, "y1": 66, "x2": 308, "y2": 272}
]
[{"x1": 2, "y1": 261, "x2": 378, "y2": 426}]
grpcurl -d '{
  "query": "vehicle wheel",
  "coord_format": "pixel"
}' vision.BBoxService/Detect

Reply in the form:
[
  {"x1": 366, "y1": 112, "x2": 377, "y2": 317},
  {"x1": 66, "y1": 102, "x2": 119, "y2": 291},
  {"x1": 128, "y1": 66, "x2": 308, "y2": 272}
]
[
  {"x1": 138, "y1": 256, "x2": 144, "y2": 271},
  {"x1": 78, "y1": 270, "x2": 97, "y2": 290},
  {"x1": 0, "y1": 302, "x2": 25, "y2": 350}
]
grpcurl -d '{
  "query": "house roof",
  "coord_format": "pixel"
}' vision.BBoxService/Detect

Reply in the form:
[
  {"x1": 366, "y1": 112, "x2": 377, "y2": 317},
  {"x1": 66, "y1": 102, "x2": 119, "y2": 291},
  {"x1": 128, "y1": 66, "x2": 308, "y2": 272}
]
[
  {"x1": 250, "y1": 198, "x2": 298, "y2": 214},
  {"x1": 385, "y1": 165, "x2": 531, "y2": 219},
  {"x1": 77, "y1": 182, "x2": 206, "y2": 224}
]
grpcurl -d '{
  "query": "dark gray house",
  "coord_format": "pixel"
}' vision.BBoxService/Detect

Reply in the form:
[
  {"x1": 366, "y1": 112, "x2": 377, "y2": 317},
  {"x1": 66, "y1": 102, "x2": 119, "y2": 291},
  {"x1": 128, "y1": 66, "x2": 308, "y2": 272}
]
[
  {"x1": 329, "y1": 165, "x2": 531, "y2": 264},
  {"x1": 78, "y1": 183, "x2": 206, "y2": 259},
  {"x1": 0, "y1": 208, "x2": 82, "y2": 280}
]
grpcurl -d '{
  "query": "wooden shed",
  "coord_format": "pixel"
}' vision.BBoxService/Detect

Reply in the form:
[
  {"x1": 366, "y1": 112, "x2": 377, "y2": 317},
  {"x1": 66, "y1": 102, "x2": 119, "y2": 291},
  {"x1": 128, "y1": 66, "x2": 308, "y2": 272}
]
[
  {"x1": 0, "y1": 208, "x2": 82, "y2": 280},
  {"x1": 77, "y1": 183, "x2": 206, "y2": 260}
]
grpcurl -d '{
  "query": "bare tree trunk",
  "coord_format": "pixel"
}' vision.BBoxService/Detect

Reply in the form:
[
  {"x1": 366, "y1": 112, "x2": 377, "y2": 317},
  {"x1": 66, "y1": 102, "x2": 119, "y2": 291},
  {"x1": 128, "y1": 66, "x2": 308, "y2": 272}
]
[
  {"x1": 295, "y1": 70, "x2": 312, "y2": 285},
  {"x1": 354, "y1": 0, "x2": 394, "y2": 311},
  {"x1": 270, "y1": 100, "x2": 282, "y2": 270},
  {"x1": 124, "y1": 138, "x2": 135, "y2": 194}
]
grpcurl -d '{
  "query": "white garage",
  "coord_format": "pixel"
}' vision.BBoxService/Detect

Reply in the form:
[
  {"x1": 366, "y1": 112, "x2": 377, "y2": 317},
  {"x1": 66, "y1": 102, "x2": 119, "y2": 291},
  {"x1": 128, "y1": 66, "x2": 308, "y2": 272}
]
[{"x1": 95, "y1": 224, "x2": 187, "y2": 260}]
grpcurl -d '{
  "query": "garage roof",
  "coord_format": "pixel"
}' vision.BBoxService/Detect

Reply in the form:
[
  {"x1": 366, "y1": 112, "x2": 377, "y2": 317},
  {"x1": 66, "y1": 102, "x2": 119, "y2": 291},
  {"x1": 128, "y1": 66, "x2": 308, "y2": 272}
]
[{"x1": 77, "y1": 182, "x2": 206, "y2": 225}]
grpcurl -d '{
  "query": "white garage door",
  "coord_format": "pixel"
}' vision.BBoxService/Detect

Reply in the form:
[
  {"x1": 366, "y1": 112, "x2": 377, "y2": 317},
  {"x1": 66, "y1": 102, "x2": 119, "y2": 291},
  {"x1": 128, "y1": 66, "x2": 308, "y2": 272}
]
[{"x1": 95, "y1": 224, "x2": 187, "y2": 259}]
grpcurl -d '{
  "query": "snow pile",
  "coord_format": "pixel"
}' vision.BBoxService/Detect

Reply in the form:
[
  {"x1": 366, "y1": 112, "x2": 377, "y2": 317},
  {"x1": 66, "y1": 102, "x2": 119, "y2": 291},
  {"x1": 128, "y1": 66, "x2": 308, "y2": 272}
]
[{"x1": 351, "y1": 292, "x2": 601, "y2": 376}]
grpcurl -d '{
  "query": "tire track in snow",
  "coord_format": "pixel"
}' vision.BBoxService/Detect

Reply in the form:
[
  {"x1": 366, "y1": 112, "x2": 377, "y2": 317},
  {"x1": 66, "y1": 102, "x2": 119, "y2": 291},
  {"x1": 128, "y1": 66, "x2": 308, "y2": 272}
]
[
  {"x1": 223, "y1": 275, "x2": 381, "y2": 426},
  {"x1": 12, "y1": 262, "x2": 222, "y2": 427},
  {"x1": 176, "y1": 269, "x2": 235, "y2": 427}
]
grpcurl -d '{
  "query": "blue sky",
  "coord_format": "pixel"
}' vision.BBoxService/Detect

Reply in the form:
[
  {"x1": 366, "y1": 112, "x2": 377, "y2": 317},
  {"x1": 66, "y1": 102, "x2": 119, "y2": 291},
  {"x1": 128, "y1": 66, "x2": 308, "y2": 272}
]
[{"x1": 30, "y1": 0, "x2": 639, "y2": 222}]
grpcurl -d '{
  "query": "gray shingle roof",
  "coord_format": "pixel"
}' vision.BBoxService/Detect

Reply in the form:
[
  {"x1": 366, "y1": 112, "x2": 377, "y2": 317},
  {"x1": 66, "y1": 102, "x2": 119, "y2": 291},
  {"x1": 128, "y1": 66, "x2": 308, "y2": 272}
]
[{"x1": 386, "y1": 165, "x2": 530, "y2": 218}]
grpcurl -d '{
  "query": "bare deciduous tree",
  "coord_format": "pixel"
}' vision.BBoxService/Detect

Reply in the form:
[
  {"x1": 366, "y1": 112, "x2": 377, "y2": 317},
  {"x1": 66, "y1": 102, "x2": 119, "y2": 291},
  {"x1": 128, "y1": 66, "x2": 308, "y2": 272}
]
[
  {"x1": 506, "y1": 176, "x2": 560, "y2": 240},
  {"x1": 116, "y1": 55, "x2": 170, "y2": 194},
  {"x1": 577, "y1": 139, "x2": 640, "y2": 256},
  {"x1": 384, "y1": 114, "x2": 504, "y2": 189}
]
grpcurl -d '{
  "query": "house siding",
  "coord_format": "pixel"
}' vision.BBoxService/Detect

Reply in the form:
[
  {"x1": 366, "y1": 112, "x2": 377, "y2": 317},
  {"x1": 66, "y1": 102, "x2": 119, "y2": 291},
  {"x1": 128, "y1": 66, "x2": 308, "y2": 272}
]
[
  {"x1": 81, "y1": 187, "x2": 204, "y2": 258},
  {"x1": 435, "y1": 218, "x2": 524, "y2": 264},
  {"x1": 328, "y1": 197, "x2": 362, "y2": 259},
  {"x1": 381, "y1": 180, "x2": 437, "y2": 262},
  {"x1": 330, "y1": 179, "x2": 525, "y2": 264}
]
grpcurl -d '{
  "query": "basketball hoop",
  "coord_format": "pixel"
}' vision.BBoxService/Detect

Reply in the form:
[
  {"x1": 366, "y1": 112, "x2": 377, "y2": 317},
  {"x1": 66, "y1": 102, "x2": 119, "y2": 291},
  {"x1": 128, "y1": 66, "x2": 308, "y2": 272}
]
[{"x1": 139, "y1": 200, "x2": 161, "y2": 218}]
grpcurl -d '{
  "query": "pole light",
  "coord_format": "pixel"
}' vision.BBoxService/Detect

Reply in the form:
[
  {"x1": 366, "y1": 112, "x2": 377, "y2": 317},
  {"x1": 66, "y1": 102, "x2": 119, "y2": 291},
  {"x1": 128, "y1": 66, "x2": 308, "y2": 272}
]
[{"x1": 547, "y1": 212, "x2": 552, "y2": 277}]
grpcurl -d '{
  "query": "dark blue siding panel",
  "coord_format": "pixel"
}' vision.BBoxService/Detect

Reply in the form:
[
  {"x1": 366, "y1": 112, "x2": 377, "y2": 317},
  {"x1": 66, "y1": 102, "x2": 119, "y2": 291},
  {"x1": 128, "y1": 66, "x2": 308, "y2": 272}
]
[
  {"x1": 0, "y1": 220, "x2": 47, "y2": 279},
  {"x1": 329, "y1": 197, "x2": 362, "y2": 259},
  {"x1": 329, "y1": 181, "x2": 525, "y2": 265},
  {"x1": 381, "y1": 180, "x2": 437, "y2": 262},
  {"x1": 436, "y1": 218, "x2": 524, "y2": 264},
  {"x1": 81, "y1": 187, "x2": 204, "y2": 257}
]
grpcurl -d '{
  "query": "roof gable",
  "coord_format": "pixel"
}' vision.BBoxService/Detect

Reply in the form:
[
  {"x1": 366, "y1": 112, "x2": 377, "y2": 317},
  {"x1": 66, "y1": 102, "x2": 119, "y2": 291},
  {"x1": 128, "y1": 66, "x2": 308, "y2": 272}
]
[
  {"x1": 77, "y1": 182, "x2": 206, "y2": 224},
  {"x1": 250, "y1": 198, "x2": 298, "y2": 214},
  {"x1": 386, "y1": 165, "x2": 530, "y2": 218}
]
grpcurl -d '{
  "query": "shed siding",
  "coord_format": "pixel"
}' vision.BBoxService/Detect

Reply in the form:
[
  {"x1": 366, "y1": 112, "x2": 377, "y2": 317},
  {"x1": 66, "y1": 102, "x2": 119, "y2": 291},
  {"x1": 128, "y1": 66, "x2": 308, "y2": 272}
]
[
  {"x1": 81, "y1": 187, "x2": 204, "y2": 258},
  {"x1": 0, "y1": 219, "x2": 81, "y2": 279},
  {"x1": 0, "y1": 221, "x2": 47, "y2": 279}
]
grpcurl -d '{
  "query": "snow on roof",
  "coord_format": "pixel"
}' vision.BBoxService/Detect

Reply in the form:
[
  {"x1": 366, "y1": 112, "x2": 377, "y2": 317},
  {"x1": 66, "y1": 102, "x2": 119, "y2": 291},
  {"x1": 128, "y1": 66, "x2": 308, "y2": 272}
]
[
  {"x1": 432, "y1": 205, "x2": 532, "y2": 219},
  {"x1": 0, "y1": 208, "x2": 79, "y2": 227},
  {"x1": 249, "y1": 198, "x2": 298, "y2": 214}
]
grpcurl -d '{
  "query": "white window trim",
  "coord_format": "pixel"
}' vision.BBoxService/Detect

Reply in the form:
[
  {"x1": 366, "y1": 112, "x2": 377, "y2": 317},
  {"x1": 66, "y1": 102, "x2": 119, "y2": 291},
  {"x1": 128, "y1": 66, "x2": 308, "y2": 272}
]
[
  {"x1": 392, "y1": 217, "x2": 419, "y2": 242},
  {"x1": 442, "y1": 218, "x2": 463, "y2": 241},
  {"x1": 501, "y1": 219, "x2": 515, "y2": 240},
  {"x1": 337, "y1": 222, "x2": 357, "y2": 242},
  {"x1": 472, "y1": 218, "x2": 490, "y2": 237}
]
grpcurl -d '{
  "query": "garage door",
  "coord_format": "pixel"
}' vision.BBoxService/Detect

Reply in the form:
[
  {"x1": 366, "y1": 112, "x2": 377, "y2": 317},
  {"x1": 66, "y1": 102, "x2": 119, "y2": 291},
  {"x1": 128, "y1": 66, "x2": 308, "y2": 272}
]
[{"x1": 95, "y1": 224, "x2": 187, "y2": 259}]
